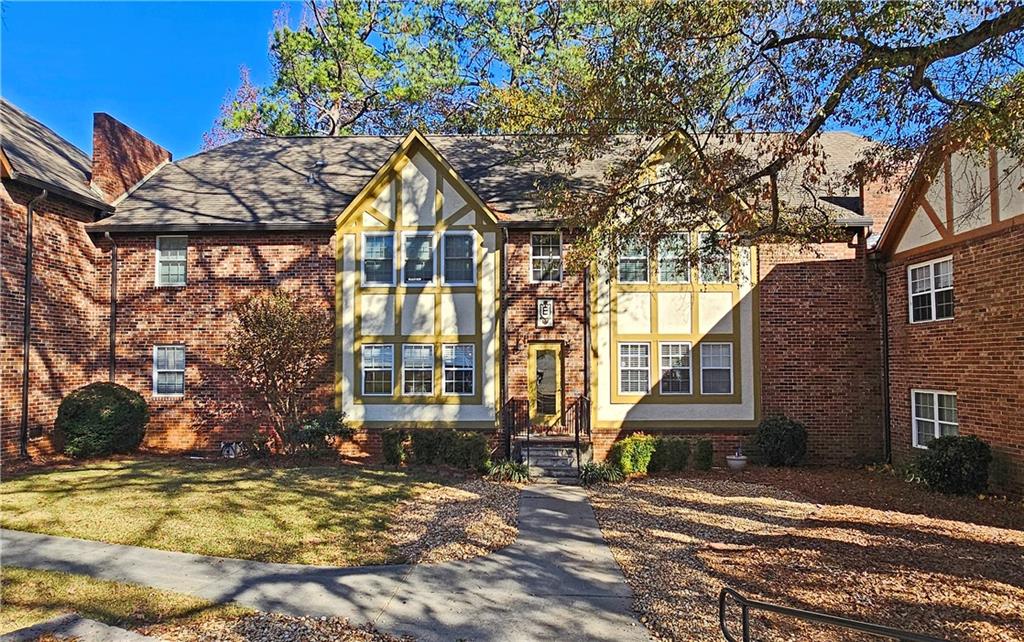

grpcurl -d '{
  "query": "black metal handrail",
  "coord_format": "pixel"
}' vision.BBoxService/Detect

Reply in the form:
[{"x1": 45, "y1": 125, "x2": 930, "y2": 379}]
[
  {"x1": 502, "y1": 396, "x2": 590, "y2": 470},
  {"x1": 719, "y1": 588, "x2": 947, "y2": 642}
]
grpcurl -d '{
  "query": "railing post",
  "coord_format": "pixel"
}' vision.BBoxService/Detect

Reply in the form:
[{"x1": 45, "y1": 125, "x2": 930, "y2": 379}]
[{"x1": 741, "y1": 605, "x2": 750, "y2": 642}]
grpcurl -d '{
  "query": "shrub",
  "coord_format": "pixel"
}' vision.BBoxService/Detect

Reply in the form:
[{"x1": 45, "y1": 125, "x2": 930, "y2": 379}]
[
  {"x1": 290, "y1": 409, "x2": 354, "y2": 455},
  {"x1": 918, "y1": 435, "x2": 992, "y2": 495},
  {"x1": 579, "y1": 462, "x2": 625, "y2": 485},
  {"x1": 56, "y1": 382, "x2": 149, "y2": 458},
  {"x1": 648, "y1": 437, "x2": 691, "y2": 473},
  {"x1": 381, "y1": 429, "x2": 407, "y2": 465},
  {"x1": 752, "y1": 416, "x2": 808, "y2": 467},
  {"x1": 608, "y1": 433, "x2": 657, "y2": 475},
  {"x1": 409, "y1": 429, "x2": 489, "y2": 471},
  {"x1": 486, "y1": 459, "x2": 531, "y2": 483},
  {"x1": 694, "y1": 439, "x2": 714, "y2": 470}
]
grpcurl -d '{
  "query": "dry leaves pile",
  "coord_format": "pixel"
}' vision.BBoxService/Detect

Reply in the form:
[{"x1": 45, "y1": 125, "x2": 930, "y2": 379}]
[
  {"x1": 141, "y1": 613, "x2": 411, "y2": 642},
  {"x1": 588, "y1": 469, "x2": 1024, "y2": 642},
  {"x1": 386, "y1": 478, "x2": 519, "y2": 563}
]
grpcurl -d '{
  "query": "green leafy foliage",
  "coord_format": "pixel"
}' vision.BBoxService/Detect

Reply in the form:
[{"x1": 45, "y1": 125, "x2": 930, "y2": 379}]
[
  {"x1": 381, "y1": 429, "x2": 407, "y2": 465},
  {"x1": 694, "y1": 439, "x2": 714, "y2": 471},
  {"x1": 579, "y1": 462, "x2": 625, "y2": 486},
  {"x1": 486, "y1": 459, "x2": 531, "y2": 483},
  {"x1": 608, "y1": 433, "x2": 657, "y2": 475},
  {"x1": 290, "y1": 409, "x2": 354, "y2": 455},
  {"x1": 919, "y1": 435, "x2": 992, "y2": 495},
  {"x1": 56, "y1": 383, "x2": 148, "y2": 458},
  {"x1": 648, "y1": 436, "x2": 691, "y2": 473},
  {"x1": 409, "y1": 429, "x2": 489, "y2": 471},
  {"x1": 752, "y1": 416, "x2": 808, "y2": 467}
]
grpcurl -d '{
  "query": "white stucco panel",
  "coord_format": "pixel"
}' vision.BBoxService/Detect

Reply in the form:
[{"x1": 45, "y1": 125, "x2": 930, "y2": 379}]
[
  {"x1": 400, "y1": 152, "x2": 437, "y2": 227},
  {"x1": 400, "y1": 291, "x2": 435, "y2": 335},
  {"x1": 360, "y1": 294, "x2": 394, "y2": 335},
  {"x1": 362, "y1": 212, "x2": 386, "y2": 228},
  {"x1": 617, "y1": 292, "x2": 651, "y2": 334},
  {"x1": 997, "y1": 150, "x2": 1024, "y2": 220},
  {"x1": 949, "y1": 151, "x2": 991, "y2": 233},
  {"x1": 442, "y1": 178, "x2": 468, "y2": 219},
  {"x1": 657, "y1": 291, "x2": 691, "y2": 334},
  {"x1": 896, "y1": 207, "x2": 944, "y2": 253},
  {"x1": 370, "y1": 181, "x2": 394, "y2": 220},
  {"x1": 698, "y1": 291, "x2": 734, "y2": 334},
  {"x1": 341, "y1": 235, "x2": 357, "y2": 414},
  {"x1": 440, "y1": 292, "x2": 476, "y2": 336}
]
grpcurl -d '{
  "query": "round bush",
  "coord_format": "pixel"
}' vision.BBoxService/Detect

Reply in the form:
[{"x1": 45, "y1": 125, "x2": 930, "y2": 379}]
[
  {"x1": 918, "y1": 435, "x2": 992, "y2": 495},
  {"x1": 56, "y1": 382, "x2": 148, "y2": 458},
  {"x1": 752, "y1": 416, "x2": 807, "y2": 467}
]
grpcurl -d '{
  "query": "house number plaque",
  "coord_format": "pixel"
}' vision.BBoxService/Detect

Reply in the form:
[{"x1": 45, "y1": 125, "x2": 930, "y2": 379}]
[{"x1": 536, "y1": 298, "x2": 555, "y2": 328}]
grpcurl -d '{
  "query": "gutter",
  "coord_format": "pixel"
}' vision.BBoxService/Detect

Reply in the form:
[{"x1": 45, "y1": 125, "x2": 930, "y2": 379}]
[
  {"x1": 104, "y1": 232, "x2": 118, "y2": 381},
  {"x1": 500, "y1": 227, "x2": 510, "y2": 458},
  {"x1": 89, "y1": 221, "x2": 336, "y2": 235},
  {"x1": 20, "y1": 188, "x2": 47, "y2": 457},
  {"x1": 8, "y1": 172, "x2": 113, "y2": 213}
]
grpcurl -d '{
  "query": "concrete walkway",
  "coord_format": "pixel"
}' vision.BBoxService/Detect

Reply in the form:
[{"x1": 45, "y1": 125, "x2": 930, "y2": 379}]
[
  {"x1": 1, "y1": 614, "x2": 160, "y2": 642},
  {"x1": 1, "y1": 485, "x2": 649, "y2": 642}
]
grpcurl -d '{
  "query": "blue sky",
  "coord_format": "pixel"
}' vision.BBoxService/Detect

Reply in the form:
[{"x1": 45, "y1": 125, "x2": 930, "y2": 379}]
[{"x1": 2, "y1": 2, "x2": 298, "y2": 159}]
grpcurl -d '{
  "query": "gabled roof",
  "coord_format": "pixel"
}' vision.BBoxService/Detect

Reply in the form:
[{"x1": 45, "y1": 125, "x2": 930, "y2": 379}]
[
  {"x1": 94, "y1": 130, "x2": 878, "y2": 232},
  {"x1": 0, "y1": 98, "x2": 111, "y2": 210}
]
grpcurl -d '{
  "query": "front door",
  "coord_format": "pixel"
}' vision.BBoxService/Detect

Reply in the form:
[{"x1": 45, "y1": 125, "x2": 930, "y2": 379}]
[{"x1": 528, "y1": 342, "x2": 562, "y2": 427}]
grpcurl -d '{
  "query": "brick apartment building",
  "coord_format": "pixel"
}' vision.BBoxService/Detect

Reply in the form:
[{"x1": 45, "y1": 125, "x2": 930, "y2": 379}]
[{"x1": 2, "y1": 99, "x2": 1020, "y2": 492}]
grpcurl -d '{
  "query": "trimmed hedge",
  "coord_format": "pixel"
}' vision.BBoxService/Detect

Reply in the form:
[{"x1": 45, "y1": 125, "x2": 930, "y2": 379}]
[
  {"x1": 694, "y1": 439, "x2": 714, "y2": 470},
  {"x1": 608, "y1": 433, "x2": 657, "y2": 475},
  {"x1": 56, "y1": 382, "x2": 148, "y2": 458},
  {"x1": 408, "y1": 429, "x2": 489, "y2": 471},
  {"x1": 752, "y1": 416, "x2": 807, "y2": 467},
  {"x1": 918, "y1": 435, "x2": 992, "y2": 495},
  {"x1": 381, "y1": 429, "x2": 406, "y2": 465},
  {"x1": 648, "y1": 436, "x2": 691, "y2": 473}
]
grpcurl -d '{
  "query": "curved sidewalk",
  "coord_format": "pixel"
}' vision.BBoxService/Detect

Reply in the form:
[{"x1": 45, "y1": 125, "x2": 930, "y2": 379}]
[{"x1": 1, "y1": 484, "x2": 649, "y2": 642}]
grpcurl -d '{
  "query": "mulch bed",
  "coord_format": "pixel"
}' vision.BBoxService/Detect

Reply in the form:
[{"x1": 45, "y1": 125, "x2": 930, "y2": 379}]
[
  {"x1": 588, "y1": 467, "x2": 1024, "y2": 642},
  {"x1": 141, "y1": 613, "x2": 412, "y2": 641}
]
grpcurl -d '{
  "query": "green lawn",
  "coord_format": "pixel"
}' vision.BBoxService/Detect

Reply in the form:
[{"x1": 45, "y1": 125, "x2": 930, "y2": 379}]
[
  {"x1": 0, "y1": 566, "x2": 250, "y2": 635},
  {"x1": 0, "y1": 458, "x2": 446, "y2": 566}
]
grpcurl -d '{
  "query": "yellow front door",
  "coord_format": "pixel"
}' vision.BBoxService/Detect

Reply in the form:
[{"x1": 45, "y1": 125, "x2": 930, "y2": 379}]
[{"x1": 528, "y1": 342, "x2": 562, "y2": 427}]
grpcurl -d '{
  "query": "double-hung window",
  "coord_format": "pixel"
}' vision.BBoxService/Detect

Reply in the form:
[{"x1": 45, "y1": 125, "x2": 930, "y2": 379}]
[
  {"x1": 402, "y1": 344, "x2": 434, "y2": 395},
  {"x1": 912, "y1": 390, "x2": 958, "y2": 447},
  {"x1": 361, "y1": 344, "x2": 393, "y2": 396},
  {"x1": 658, "y1": 233, "x2": 690, "y2": 283},
  {"x1": 618, "y1": 343, "x2": 650, "y2": 394},
  {"x1": 442, "y1": 344, "x2": 474, "y2": 395},
  {"x1": 618, "y1": 241, "x2": 648, "y2": 283},
  {"x1": 908, "y1": 257, "x2": 953, "y2": 323},
  {"x1": 153, "y1": 345, "x2": 185, "y2": 395},
  {"x1": 530, "y1": 232, "x2": 562, "y2": 282},
  {"x1": 698, "y1": 232, "x2": 731, "y2": 283},
  {"x1": 659, "y1": 342, "x2": 692, "y2": 394},
  {"x1": 700, "y1": 343, "x2": 733, "y2": 394},
  {"x1": 442, "y1": 233, "x2": 475, "y2": 284},
  {"x1": 362, "y1": 234, "x2": 395, "y2": 285},
  {"x1": 155, "y1": 236, "x2": 187, "y2": 287},
  {"x1": 403, "y1": 233, "x2": 434, "y2": 285}
]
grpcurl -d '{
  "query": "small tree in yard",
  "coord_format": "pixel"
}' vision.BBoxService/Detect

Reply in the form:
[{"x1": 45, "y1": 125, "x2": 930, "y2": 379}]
[{"x1": 225, "y1": 289, "x2": 334, "y2": 453}]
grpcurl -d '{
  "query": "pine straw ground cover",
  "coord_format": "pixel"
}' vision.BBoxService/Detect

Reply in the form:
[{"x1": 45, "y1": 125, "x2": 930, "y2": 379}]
[{"x1": 587, "y1": 467, "x2": 1024, "y2": 642}]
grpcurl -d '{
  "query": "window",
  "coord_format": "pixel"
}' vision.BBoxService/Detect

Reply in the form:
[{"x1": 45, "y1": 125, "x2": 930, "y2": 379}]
[
  {"x1": 700, "y1": 343, "x2": 733, "y2": 394},
  {"x1": 362, "y1": 234, "x2": 395, "y2": 285},
  {"x1": 442, "y1": 233, "x2": 475, "y2": 284},
  {"x1": 442, "y1": 344, "x2": 474, "y2": 395},
  {"x1": 153, "y1": 345, "x2": 185, "y2": 395},
  {"x1": 658, "y1": 233, "x2": 690, "y2": 283},
  {"x1": 659, "y1": 342, "x2": 692, "y2": 394},
  {"x1": 617, "y1": 240, "x2": 648, "y2": 282},
  {"x1": 912, "y1": 390, "x2": 958, "y2": 448},
  {"x1": 402, "y1": 344, "x2": 434, "y2": 395},
  {"x1": 403, "y1": 233, "x2": 434, "y2": 284},
  {"x1": 361, "y1": 344, "x2": 393, "y2": 396},
  {"x1": 530, "y1": 232, "x2": 562, "y2": 282},
  {"x1": 618, "y1": 343, "x2": 650, "y2": 394},
  {"x1": 155, "y1": 236, "x2": 187, "y2": 287},
  {"x1": 698, "y1": 232, "x2": 731, "y2": 283},
  {"x1": 908, "y1": 257, "x2": 953, "y2": 323}
]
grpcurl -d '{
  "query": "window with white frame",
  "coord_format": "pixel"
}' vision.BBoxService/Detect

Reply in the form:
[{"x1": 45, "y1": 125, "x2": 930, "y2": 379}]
[
  {"x1": 361, "y1": 344, "x2": 393, "y2": 395},
  {"x1": 908, "y1": 257, "x2": 953, "y2": 323},
  {"x1": 442, "y1": 233, "x2": 475, "y2": 284},
  {"x1": 698, "y1": 232, "x2": 731, "y2": 283},
  {"x1": 442, "y1": 344, "x2": 474, "y2": 394},
  {"x1": 700, "y1": 343, "x2": 733, "y2": 394},
  {"x1": 617, "y1": 240, "x2": 649, "y2": 282},
  {"x1": 912, "y1": 390, "x2": 958, "y2": 448},
  {"x1": 153, "y1": 345, "x2": 185, "y2": 395},
  {"x1": 659, "y1": 342, "x2": 692, "y2": 394},
  {"x1": 402, "y1": 344, "x2": 434, "y2": 395},
  {"x1": 155, "y1": 236, "x2": 187, "y2": 287},
  {"x1": 658, "y1": 233, "x2": 690, "y2": 283},
  {"x1": 403, "y1": 233, "x2": 434, "y2": 284},
  {"x1": 618, "y1": 343, "x2": 650, "y2": 394},
  {"x1": 362, "y1": 234, "x2": 395, "y2": 285},
  {"x1": 530, "y1": 232, "x2": 562, "y2": 282}
]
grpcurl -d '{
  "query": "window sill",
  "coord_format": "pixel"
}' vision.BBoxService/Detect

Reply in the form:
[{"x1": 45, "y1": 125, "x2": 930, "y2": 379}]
[
  {"x1": 908, "y1": 317, "x2": 954, "y2": 325},
  {"x1": 155, "y1": 284, "x2": 187, "y2": 289},
  {"x1": 152, "y1": 393, "x2": 185, "y2": 399}
]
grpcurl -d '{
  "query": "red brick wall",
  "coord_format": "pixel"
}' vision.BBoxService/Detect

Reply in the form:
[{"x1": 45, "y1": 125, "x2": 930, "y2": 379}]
[
  {"x1": 1, "y1": 181, "x2": 108, "y2": 458},
  {"x1": 98, "y1": 231, "x2": 336, "y2": 452},
  {"x1": 758, "y1": 239, "x2": 885, "y2": 464},
  {"x1": 91, "y1": 113, "x2": 171, "y2": 202},
  {"x1": 886, "y1": 225, "x2": 1024, "y2": 493}
]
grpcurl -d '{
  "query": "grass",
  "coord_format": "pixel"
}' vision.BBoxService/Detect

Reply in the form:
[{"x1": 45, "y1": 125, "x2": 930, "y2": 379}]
[
  {"x1": 0, "y1": 566, "x2": 250, "y2": 635},
  {"x1": 0, "y1": 458, "x2": 451, "y2": 566}
]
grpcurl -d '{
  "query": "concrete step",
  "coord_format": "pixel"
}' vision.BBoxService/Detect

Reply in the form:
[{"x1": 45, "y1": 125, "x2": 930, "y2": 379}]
[
  {"x1": 527, "y1": 456, "x2": 576, "y2": 466},
  {"x1": 528, "y1": 465, "x2": 578, "y2": 479},
  {"x1": 524, "y1": 447, "x2": 577, "y2": 457}
]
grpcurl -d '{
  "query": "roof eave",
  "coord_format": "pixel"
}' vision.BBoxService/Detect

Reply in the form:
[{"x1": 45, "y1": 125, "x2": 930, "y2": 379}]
[
  {"x1": 5, "y1": 172, "x2": 114, "y2": 212},
  {"x1": 87, "y1": 221, "x2": 335, "y2": 235}
]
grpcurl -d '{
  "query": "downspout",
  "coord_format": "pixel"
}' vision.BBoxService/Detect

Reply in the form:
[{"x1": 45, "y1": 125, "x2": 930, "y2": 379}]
[
  {"x1": 104, "y1": 232, "x2": 118, "y2": 382},
  {"x1": 500, "y1": 227, "x2": 510, "y2": 458},
  {"x1": 582, "y1": 266, "x2": 591, "y2": 402},
  {"x1": 19, "y1": 189, "x2": 47, "y2": 458},
  {"x1": 872, "y1": 254, "x2": 892, "y2": 464}
]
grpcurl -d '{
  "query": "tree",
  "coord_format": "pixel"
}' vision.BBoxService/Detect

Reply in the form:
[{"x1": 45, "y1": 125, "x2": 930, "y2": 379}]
[{"x1": 224, "y1": 289, "x2": 333, "y2": 451}]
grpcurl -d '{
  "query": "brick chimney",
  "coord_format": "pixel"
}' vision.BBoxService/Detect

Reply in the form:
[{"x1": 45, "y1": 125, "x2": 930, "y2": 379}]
[{"x1": 91, "y1": 113, "x2": 171, "y2": 203}]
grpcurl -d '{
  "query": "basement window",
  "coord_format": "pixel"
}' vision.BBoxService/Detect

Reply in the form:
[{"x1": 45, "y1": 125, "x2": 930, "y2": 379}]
[
  {"x1": 912, "y1": 390, "x2": 958, "y2": 448},
  {"x1": 155, "y1": 236, "x2": 187, "y2": 287},
  {"x1": 153, "y1": 345, "x2": 185, "y2": 396},
  {"x1": 908, "y1": 257, "x2": 953, "y2": 323}
]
